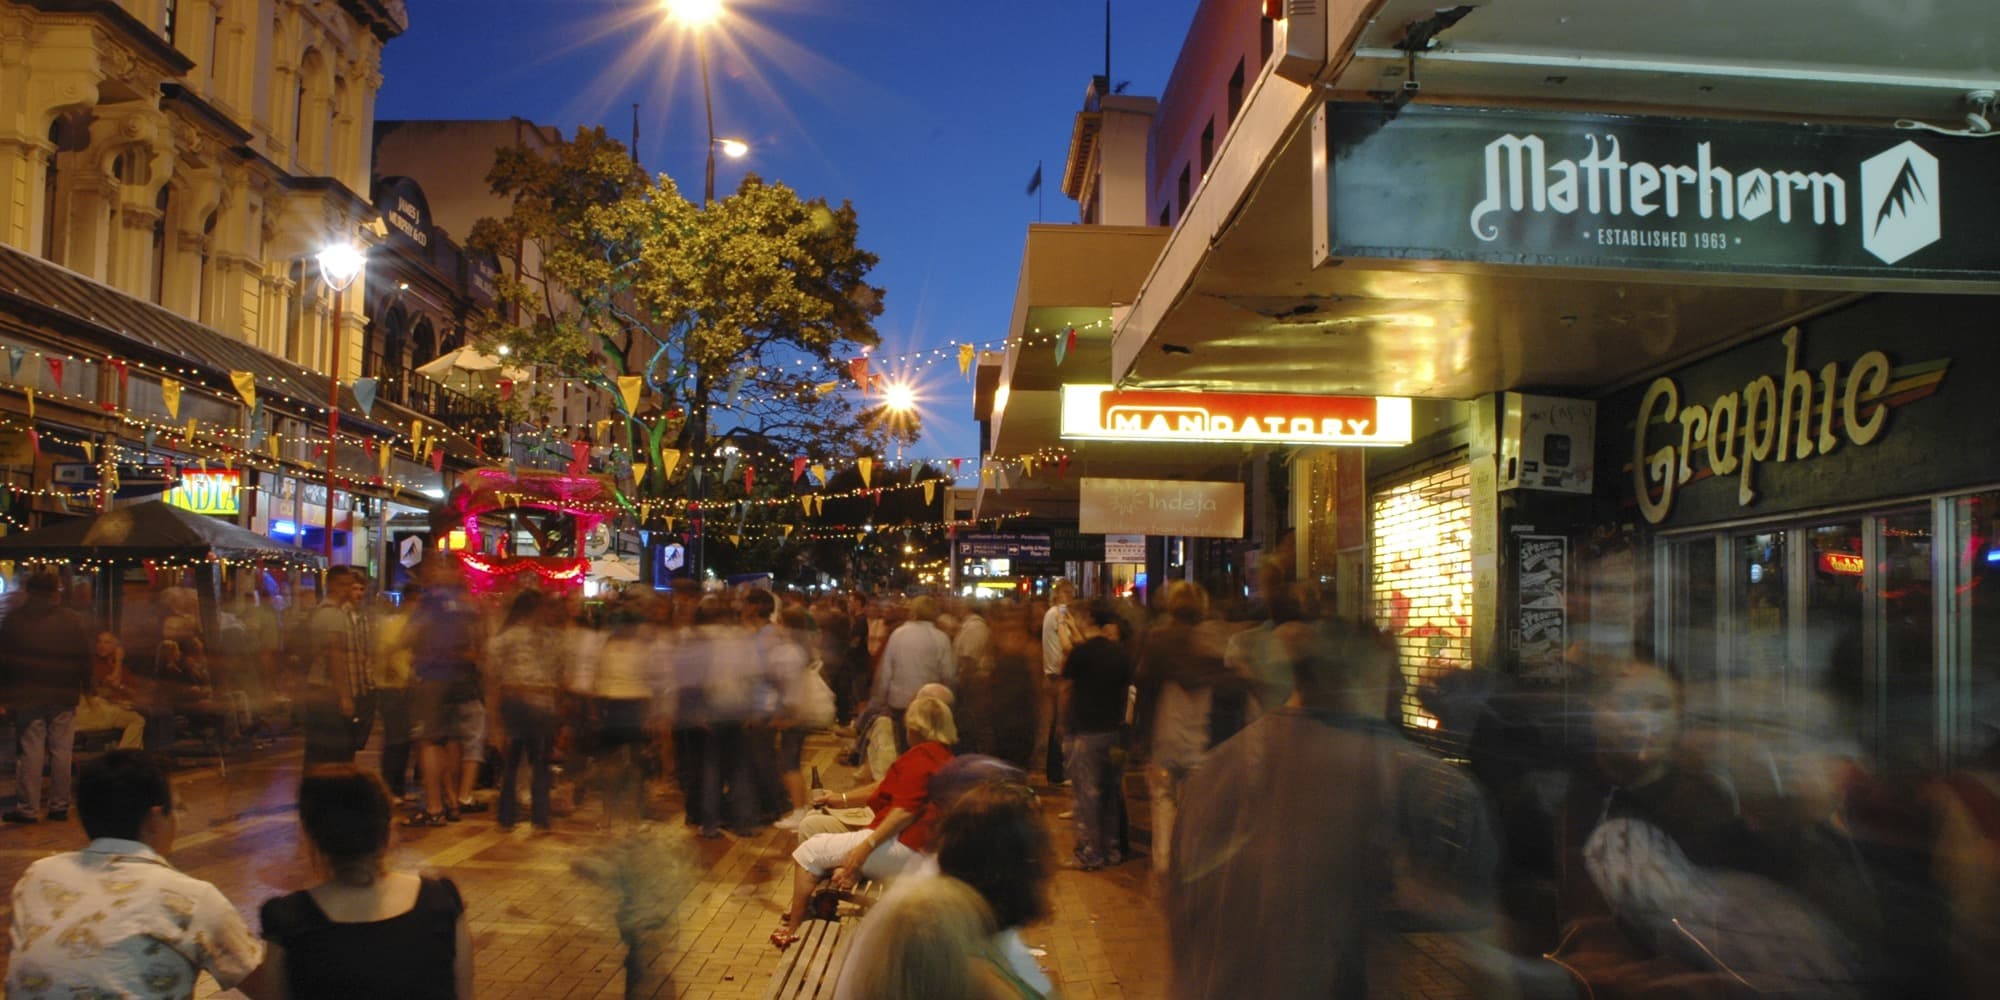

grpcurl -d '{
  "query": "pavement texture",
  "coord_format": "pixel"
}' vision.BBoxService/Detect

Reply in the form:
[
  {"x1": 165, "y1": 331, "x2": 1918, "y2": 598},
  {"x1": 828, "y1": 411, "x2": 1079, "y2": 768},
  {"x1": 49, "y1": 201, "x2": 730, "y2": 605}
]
[{"x1": 0, "y1": 734, "x2": 1479, "y2": 999}]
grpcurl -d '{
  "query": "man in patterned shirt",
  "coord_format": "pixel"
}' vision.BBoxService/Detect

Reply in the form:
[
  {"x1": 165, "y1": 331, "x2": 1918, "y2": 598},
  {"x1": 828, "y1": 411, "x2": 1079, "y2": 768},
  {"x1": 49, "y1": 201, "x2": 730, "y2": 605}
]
[{"x1": 6, "y1": 750, "x2": 263, "y2": 998}]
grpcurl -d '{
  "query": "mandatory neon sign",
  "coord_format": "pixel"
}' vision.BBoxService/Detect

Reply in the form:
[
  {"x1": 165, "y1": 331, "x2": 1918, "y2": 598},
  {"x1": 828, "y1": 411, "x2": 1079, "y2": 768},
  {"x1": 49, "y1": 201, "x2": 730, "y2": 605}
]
[{"x1": 1060, "y1": 385, "x2": 1413, "y2": 446}]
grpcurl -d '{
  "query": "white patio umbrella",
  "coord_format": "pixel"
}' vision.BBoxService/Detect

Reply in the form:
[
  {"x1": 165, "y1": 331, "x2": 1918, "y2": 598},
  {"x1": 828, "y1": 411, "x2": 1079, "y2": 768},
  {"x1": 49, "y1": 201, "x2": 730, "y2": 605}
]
[{"x1": 414, "y1": 347, "x2": 528, "y2": 391}]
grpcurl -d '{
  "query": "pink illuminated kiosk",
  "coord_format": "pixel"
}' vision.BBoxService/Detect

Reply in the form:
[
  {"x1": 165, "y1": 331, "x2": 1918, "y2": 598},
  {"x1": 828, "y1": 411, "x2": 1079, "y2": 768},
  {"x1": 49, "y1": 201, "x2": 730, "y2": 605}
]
[{"x1": 441, "y1": 467, "x2": 620, "y2": 594}]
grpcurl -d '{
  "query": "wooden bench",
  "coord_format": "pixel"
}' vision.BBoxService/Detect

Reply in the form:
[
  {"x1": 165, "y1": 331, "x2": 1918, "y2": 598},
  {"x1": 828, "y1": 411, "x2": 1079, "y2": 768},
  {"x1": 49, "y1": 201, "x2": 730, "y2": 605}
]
[{"x1": 762, "y1": 881, "x2": 883, "y2": 1000}]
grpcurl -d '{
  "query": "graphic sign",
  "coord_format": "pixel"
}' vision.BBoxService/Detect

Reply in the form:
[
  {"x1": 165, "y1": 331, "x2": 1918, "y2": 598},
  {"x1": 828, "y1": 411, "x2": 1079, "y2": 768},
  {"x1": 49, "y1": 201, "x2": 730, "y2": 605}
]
[
  {"x1": 958, "y1": 534, "x2": 1053, "y2": 560},
  {"x1": 1105, "y1": 534, "x2": 1146, "y2": 562},
  {"x1": 1061, "y1": 385, "x2": 1413, "y2": 446},
  {"x1": 1517, "y1": 535, "x2": 1568, "y2": 677},
  {"x1": 1078, "y1": 478, "x2": 1244, "y2": 539},
  {"x1": 164, "y1": 469, "x2": 242, "y2": 516},
  {"x1": 1315, "y1": 103, "x2": 2000, "y2": 282}
]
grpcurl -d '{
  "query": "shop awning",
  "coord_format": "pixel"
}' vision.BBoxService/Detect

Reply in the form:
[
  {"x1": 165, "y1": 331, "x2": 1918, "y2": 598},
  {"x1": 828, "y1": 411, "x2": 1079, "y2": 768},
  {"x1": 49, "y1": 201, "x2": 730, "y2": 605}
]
[
  {"x1": 1110, "y1": 0, "x2": 2000, "y2": 399},
  {"x1": 0, "y1": 500, "x2": 325, "y2": 565}
]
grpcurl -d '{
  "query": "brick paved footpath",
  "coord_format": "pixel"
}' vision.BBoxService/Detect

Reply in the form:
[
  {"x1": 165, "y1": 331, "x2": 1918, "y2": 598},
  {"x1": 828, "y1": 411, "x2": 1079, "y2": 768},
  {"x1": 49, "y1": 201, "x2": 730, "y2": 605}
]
[{"x1": 0, "y1": 735, "x2": 1477, "y2": 999}]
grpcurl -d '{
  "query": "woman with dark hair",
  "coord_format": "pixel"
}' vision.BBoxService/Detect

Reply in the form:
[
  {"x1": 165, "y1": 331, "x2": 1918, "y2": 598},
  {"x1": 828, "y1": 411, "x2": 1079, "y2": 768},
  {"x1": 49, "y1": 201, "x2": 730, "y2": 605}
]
[
  {"x1": 243, "y1": 766, "x2": 471, "y2": 999},
  {"x1": 933, "y1": 781, "x2": 1057, "y2": 996}
]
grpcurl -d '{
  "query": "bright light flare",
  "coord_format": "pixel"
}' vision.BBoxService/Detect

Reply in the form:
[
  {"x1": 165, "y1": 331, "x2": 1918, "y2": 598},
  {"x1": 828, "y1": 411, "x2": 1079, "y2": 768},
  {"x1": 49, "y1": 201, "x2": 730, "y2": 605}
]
[
  {"x1": 884, "y1": 381, "x2": 918, "y2": 412},
  {"x1": 316, "y1": 242, "x2": 366, "y2": 292},
  {"x1": 660, "y1": 0, "x2": 723, "y2": 28},
  {"x1": 718, "y1": 138, "x2": 750, "y2": 158}
]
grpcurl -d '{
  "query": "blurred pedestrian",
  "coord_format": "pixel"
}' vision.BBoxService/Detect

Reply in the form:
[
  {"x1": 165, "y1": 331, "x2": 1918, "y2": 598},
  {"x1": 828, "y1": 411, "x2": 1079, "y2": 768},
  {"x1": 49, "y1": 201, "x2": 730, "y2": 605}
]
[
  {"x1": 373, "y1": 584, "x2": 420, "y2": 803},
  {"x1": 1038, "y1": 580, "x2": 1082, "y2": 784},
  {"x1": 405, "y1": 559, "x2": 482, "y2": 826},
  {"x1": 872, "y1": 596, "x2": 956, "y2": 752},
  {"x1": 1064, "y1": 601, "x2": 1133, "y2": 870},
  {"x1": 75, "y1": 631, "x2": 145, "y2": 750},
  {"x1": 2, "y1": 571, "x2": 93, "y2": 824},
  {"x1": 831, "y1": 875, "x2": 1021, "y2": 1000},
  {"x1": 245, "y1": 766, "x2": 471, "y2": 999},
  {"x1": 489, "y1": 589, "x2": 565, "y2": 832},
  {"x1": 302, "y1": 567, "x2": 373, "y2": 766},
  {"x1": 1133, "y1": 581, "x2": 1232, "y2": 876}
]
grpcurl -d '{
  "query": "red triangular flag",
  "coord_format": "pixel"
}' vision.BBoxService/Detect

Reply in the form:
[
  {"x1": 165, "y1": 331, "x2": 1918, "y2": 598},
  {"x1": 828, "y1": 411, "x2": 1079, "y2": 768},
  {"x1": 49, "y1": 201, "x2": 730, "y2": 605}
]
[
  {"x1": 498, "y1": 378, "x2": 514, "y2": 401},
  {"x1": 951, "y1": 457, "x2": 963, "y2": 475},
  {"x1": 568, "y1": 440, "x2": 591, "y2": 476},
  {"x1": 113, "y1": 359, "x2": 128, "y2": 393},
  {"x1": 792, "y1": 456, "x2": 808, "y2": 483},
  {"x1": 27, "y1": 429, "x2": 38, "y2": 454},
  {"x1": 1058, "y1": 455, "x2": 1071, "y2": 478},
  {"x1": 46, "y1": 357, "x2": 62, "y2": 384},
  {"x1": 744, "y1": 466, "x2": 755, "y2": 492},
  {"x1": 848, "y1": 356, "x2": 869, "y2": 387},
  {"x1": 431, "y1": 449, "x2": 445, "y2": 472}
]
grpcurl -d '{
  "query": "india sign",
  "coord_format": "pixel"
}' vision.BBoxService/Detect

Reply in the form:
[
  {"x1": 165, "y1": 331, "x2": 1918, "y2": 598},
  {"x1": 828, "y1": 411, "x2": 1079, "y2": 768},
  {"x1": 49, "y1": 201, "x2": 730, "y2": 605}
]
[{"x1": 1060, "y1": 386, "x2": 1413, "y2": 446}]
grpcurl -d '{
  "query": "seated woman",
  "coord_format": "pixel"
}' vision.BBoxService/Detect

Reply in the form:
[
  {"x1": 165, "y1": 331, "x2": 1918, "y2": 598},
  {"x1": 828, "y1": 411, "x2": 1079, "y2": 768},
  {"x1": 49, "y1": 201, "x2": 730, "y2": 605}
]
[
  {"x1": 774, "y1": 693, "x2": 957, "y2": 949},
  {"x1": 242, "y1": 766, "x2": 472, "y2": 999}
]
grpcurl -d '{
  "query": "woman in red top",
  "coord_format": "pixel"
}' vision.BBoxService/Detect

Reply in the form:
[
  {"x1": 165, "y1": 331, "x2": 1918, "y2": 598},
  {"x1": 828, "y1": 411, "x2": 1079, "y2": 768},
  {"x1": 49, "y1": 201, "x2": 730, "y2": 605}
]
[{"x1": 773, "y1": 694, "x2": 956, "y2": 949}]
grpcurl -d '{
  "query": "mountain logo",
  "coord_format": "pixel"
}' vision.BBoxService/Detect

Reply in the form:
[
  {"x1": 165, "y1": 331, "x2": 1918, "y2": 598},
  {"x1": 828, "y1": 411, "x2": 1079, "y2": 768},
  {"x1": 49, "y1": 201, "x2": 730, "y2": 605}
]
[{"x1": 1858, "y1": 141, "x2": 1940, "y2": 264}]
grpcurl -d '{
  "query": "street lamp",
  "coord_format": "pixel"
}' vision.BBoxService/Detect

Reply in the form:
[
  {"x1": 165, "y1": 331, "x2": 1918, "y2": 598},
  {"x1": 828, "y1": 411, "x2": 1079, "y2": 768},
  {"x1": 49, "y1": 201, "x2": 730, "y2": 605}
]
[
  {"x1": 662, "y1": 0, "x2": 731, "y2": 583},
  {"x1": 316, "y1": 241, "x2": 366, "y2": 565}
]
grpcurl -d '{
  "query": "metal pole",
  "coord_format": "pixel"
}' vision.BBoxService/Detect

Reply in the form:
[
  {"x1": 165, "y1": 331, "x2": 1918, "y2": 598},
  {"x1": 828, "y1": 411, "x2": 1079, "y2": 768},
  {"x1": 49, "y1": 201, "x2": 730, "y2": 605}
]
[
  {"x1": 690, "y1": 32, "x2": 716, "y2": 583},
  {"x1": 324, "y1": 284, "x2": 341, "y2": 564}
]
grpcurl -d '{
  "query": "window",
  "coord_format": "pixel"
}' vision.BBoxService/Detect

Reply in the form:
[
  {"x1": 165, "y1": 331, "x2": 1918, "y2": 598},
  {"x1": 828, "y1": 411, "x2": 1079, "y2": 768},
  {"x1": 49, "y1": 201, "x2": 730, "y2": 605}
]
[
  {"x1": 1228, "y1": 59, "x2": 1246, "y2": 126},
  {"x1": 150, "y1": 185, "x2": 170, "y2": 304},
  {"x1": 1199, "y1": 119, "x2": 1215, "y2": 176},
  {"x1": 1177, "y1": 164, "x2": 1191, "y2": 218}
]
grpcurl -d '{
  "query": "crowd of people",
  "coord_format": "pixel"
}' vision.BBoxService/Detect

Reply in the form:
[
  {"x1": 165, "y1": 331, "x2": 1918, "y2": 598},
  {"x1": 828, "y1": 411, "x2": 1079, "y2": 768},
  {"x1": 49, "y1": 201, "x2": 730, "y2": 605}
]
[{"x1": 3, "y1": 557, "x2": 1997, "y2": 998}]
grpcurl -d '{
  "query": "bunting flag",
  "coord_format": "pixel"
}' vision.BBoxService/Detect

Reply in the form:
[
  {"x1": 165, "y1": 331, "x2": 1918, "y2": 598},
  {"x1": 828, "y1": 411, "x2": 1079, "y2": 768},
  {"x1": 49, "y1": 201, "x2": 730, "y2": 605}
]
[
  {"x1": 617, "y1": 375, "x2": 643, "y2": 414},
  {"x1": 848, "y1": 357, "x2": 869, "y2": 387},
  {"x1": 161, "y1": 379, "x2": 182, "y2": 419},
  {"x1": 813, "y1": 380, "x2": 838, "y2": 396},
  {"x1": 792, "y1": 456, "x2": 808, "y2": 483},
  {"x1": 723, "y1": 451, "x2": 740, "y2": 484},
  {"x1": 995, "y1": 468, "x2": 1010, "y2": 490},
  {"x1": 631, "y1": 461, "x2": 649, "y2": 485},
  {"x1": 856, "y1": 531, "x2": 867, "y2": 543},
  {"x1": 431, "y1": 448, "x2": 445, "y2": 472},
  {"x1": 378, "y1": 441, "x2": 393, "y2": 477},
  {"x1": 857, "y1": 457, "x2": 874, "y2": 487},
  {"x1": 951, "y1": 457, "x2": 963, "y2": 475},
  {"x1": 185, "y1": 418, "x2": 197, "y2": 443},
  {"x1": 6, "y1": 347, "x2": 23, "y2": 378},
  {"x1": 143, "y1": 428, "x2": 156, "y2": 450},
  {"x1": 568, "y1": 440, "x2": 591, "y2": 476},
  {"x1": 743, "y1": 466, "x2": 755, "y2": 492},
  {"x1": 81, "y1": 441, "x2": 95, "y2": 463},
  {"x1": 594, "y1": 418, "x2": 613, "y2": 444},
  {"x1": 266, "y1": 434, "x2": 280, "y2": 459},
  {"x1": 1065, "y1": 326, "x2": 1078, "y2": 358},
  {"x1": 1058, "y1": 454, "x2": 1072, "y2": 478},
  {"x1": 922, "y1": 481, "x2": 936, "y2": 505},
  {"x1": 112, "y1": 359, "x2": 128, "y2": 395},
  {"x1": 809, "y1": 463, "x2": 827, "y2": 486},
  {"x1": 781, "y1": 525, "x2": 794, "y2": 540},
  {"x1": 638, "y1": 501, "x2": 654, "y2": 525},
  {"x1": 26, "y1": 428, "x2": 37, "y2": 455},
  {"x1": 660, "y1": 448, "x2": 681, "y2": 479},
  {"x1": 726, "y1": 369, "x2": 749, "y2": 407},
  {"x1": 46, "y1": 356, "x2": 62, "y2": 385},
  {"x1": 1022, "y1": 456, "x2": 1037, "y2": 477},
  {"x1": 230, "y1": 371, "x2": 256, "y2": 408},
  {"x1": 958, "y1": 343, "x2": 976, "y2": 377},
  {"x1": 800, "y1": 496, "x2": 814, "y2": 516},
  {"x1": 498, "y1": 378, "x2": 515, "y2": 401},
  {"x1": 728, "y1": 534, "x2": 740, "y2": 547},
  {"x1": 1053, "y1": 328, "x2": 1069, "y2": 366}
]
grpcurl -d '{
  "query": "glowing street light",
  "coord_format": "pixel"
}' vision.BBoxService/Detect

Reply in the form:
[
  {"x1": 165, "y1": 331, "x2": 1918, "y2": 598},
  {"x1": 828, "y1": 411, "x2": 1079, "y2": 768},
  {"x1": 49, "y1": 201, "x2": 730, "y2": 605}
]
[
  {"x1": 717, "y1": 138, "x2": 749, "y2": 158},
  {"x1": 660, "y1": 0, "x2": 723, "y2": 27},
  {"x1": 884, "y1": 381, "x2": 917, "y2": 413},
  {"x1": 315, "y1": 240, "x2": 367, "y2": 564},
  {"x1": 315, "y1": 241, "x2": 366, "y2": 292}
]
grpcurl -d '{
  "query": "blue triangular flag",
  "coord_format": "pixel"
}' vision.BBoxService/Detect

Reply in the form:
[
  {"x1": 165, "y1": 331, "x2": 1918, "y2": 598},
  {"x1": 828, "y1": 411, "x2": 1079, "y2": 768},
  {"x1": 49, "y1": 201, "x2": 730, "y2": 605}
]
[
  {"x1": 726, "y1": 369, "x2": 749, "y2": 407},
  {"x1": 143, "y1": 428, "x2": 157, "y2": 450},
  {"x1": 1053, "y1": 327, "x2": 1070, "y2": 366},
  {"x1": 6, "y1": 348, "x2": 23, "y2": 378},
  {"x1": 723, "y1": 451, "x2": 740, "y2": 483},
  {"x1": 351, "y1": 377, "x2": 378, "y2": 417}
]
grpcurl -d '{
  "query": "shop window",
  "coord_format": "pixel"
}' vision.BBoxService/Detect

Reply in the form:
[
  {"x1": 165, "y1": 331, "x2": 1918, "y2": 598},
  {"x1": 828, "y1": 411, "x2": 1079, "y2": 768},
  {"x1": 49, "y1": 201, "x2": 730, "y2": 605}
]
[
  {"x1": 1878, "y1": 509, "x2": 1937, "y2": 769},
  {"x1": 1662, "y1": 537, "x2": 1720, "y2": 709},
  {"x1": 1952, "y1": 492, "x2": 2000, "y2": 764},
  {"x1": 1371, "y1": 460, "x2": 1473, "y2": 732},
  {"x1": 1731, "y1": 530, "x2": 1788, "y2": 686}
]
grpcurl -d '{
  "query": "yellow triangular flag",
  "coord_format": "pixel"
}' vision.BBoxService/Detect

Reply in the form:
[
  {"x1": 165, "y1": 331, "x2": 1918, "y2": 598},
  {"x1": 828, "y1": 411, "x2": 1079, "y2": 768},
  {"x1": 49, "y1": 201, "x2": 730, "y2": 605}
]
[
  {"x1": 639, "y1": 501, "x2": 653, "y2": 524},
  {"x1": 229, "y1": 371, "x2": 256, "y2": 408},
  {"x1": 594, "y1": 417, "x2": 613, "y2": 443},
  {"x1": 267, "y1": 434, "x2": 280, "y2": 459},
  {"x1": 958, "y1": 343, "x2": 976, "y2": 377},
  {"x1": 81, "y1": 441, "x2": 95, "y2": 463},
  {"x1": 857, "y1": 457, "x2": 873, "y2": 488},
  {"x1": 1022, "y1": 456, "x2": 1036, "y2": 477},
  {"x1": 185, "y1": 418, "x2": 198, "y2": 443},
  {"x1": 728, "y1": 534, "x2": 741, "y2": 547},
  {"x1": 222, "y1": 454, "x2": 235, "y2": 471},
  {"x1": 800, "y1": 496, "x2": 813, "y2": 515},
  {"x1": 631, "y1": 462, "x2": 649, "y2": 484},
  {"x1": 813, "y1": 381, "x2": 838, "y2": 396},
  {"x1": 815, "y1": 495, "x2": 826, "y2": 516},
  {"x1": 922, "y1": 481, "x2": 936, "y2": 504},
  {"x1": 856, "y1": 532, "x2": 867, "y2": 543},
  {"x1": 161, "y1": 379, "x2": 181, "y2": 419},
  {"x1": 810, "y1": 463, "x2": 826, "y2": 485},
  {"x1": 781, "y1": 525, "x2": 794, "y2": 539},
  {"x1": 660, "y1": 448, "x2": 681, "y2": 479},
  {"x1": 24, "y1": 387, "x2": 33, "y2": 420},
  {"x1": 616, "y1": 375, "x2": 643, "y2": 414},
  {"x1": 378, "y1": 441, "x2": 392, "y2": 476}
]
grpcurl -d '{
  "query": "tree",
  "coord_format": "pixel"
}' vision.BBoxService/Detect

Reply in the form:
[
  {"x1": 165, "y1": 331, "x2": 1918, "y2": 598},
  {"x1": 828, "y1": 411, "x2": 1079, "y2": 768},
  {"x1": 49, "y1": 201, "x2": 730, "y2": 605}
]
[{"x1": 465, "y1": 127, "x2": 915, "y2": 497}]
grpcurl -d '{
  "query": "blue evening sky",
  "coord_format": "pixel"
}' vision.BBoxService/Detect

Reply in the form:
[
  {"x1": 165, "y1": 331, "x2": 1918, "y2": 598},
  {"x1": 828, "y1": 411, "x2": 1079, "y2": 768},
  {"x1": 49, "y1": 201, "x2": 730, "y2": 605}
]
[{"x1": 376, "y1": 0, "x2": 1201, "y2": 473}]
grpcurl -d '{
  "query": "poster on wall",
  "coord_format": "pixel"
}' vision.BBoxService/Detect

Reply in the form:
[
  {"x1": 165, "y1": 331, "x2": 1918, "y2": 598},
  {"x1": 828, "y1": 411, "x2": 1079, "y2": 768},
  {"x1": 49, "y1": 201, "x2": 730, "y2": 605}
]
[{"x1": 1517, "y1": 534, "x2": 1568, "y2": 677}]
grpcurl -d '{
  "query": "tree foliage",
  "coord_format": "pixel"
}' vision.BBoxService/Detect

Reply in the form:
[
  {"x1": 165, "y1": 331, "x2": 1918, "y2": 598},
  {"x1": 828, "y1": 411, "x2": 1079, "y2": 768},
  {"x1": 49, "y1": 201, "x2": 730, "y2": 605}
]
[{"x1": 465, "y1": 127, "x2": 915, "y2": 491}]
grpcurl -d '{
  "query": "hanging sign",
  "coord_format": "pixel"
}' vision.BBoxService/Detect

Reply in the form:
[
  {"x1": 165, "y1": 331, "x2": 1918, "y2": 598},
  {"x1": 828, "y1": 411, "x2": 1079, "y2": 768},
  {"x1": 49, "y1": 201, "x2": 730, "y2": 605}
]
[
  {"x1": 1078, "y1": 477, "x2": 1244, "y2": 538},
  {"x1": 1314, "y1": 102, "x2": 2000, "y2": 283},
  {"x1": 1061, "y1": 385, "x2": 1412, "y2": 446},
  {"x1": 1104, "y1": 533, "x2": 1146, "y2": 563},
  {"x1": 164, "y1": 468, "x2": 243, "y2": 516}
]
